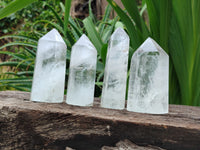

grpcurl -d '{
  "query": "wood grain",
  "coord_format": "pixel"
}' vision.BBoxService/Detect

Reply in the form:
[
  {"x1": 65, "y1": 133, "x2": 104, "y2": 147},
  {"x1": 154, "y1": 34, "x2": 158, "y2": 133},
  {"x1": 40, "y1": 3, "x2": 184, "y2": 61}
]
[{"x1": 0, "y1": 91, "x2": 200, "y2": 150}]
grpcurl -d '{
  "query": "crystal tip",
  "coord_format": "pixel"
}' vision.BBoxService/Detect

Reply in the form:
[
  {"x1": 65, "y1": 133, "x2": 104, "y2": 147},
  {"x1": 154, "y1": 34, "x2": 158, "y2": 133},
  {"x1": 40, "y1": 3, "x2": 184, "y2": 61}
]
[
  {"x1": 143, "y1": 37, "x2": 161, "y2": 50},
  {"x1": 138, "y1": 37, "x2": 168, "y2": 55},
  {"x1": 110, "y1": 27, "x2": 129, "y2": 41},
  {"x1": 73, "y1": 34, "x2": 96, "y2": 51},
  {"x1": 39, "y1": 28, "x2": 66, "y2": 44}
]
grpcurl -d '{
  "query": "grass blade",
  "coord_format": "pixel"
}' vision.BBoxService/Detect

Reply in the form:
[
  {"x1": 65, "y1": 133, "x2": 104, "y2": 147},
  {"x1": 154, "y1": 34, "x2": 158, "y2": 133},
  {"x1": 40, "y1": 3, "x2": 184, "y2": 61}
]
[
  {"x1": 4, "y1": 71, "x2": 33, "y2": 76},
  {"x1": 24, "y1": 47, "x2": 36, "y2": 57},
  {"x1": 64, "y1": 0, "x2": 72, "y2": 36},
  {"x1": 69, "y1": 17, "x2": 83, "y2": 37},
  {"x1": 0, "y1": 51, "x2": 32, "y2": 61},
  {"x1": 0, "y1": 42, "x2": 37, "y2": 49},
  {"x1": 101, "y1": 17, "x2": 118, "y2": 43},
  {"x1": 98, "y1": 5, "x2": 112, "y2": 36},
  {"x1": 0, "y1": 62, "x2": 34, "y2": 70},
  {"x1": 33, "y1": 20, "x2": 65, "y2": 35},
  {"x1": 0, "y1": 35, "x2": 38, "y2": 43},
  {"x1": 4, "y1": 84, "x2": 31, "y2": 91},
  {"x1": 0, "y1": 0, "x2": 37, "y2": 20},
  {"x1": 44, "y1": 3, "x2": 64, "y2": 27},
  {"x1": 101, "y1": 44, "x2": 108, "y2": 66}
]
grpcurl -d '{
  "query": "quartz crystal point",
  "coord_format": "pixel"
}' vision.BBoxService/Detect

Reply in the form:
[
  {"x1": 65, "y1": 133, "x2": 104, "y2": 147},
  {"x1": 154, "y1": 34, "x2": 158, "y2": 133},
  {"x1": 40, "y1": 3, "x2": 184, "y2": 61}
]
[
  {"x1": 66, "y1": 34, "x2": 97, "y2": 106},
  {"x1": 31, "y1": 29, "x2": 66, "y2": 103},
  {"x1": 101, "y1": 28, "x2": 130, "y2": 109},
  {"x1": 127, "y1": 37, "x2": 169, "y2": 114}
]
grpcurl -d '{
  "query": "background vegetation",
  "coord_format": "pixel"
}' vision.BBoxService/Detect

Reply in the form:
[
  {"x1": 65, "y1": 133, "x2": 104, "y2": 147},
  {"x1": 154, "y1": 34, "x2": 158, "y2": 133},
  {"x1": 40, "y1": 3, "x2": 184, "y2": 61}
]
[{"x1": 0, "y1": 0, "x2": 200, "y2": 106}]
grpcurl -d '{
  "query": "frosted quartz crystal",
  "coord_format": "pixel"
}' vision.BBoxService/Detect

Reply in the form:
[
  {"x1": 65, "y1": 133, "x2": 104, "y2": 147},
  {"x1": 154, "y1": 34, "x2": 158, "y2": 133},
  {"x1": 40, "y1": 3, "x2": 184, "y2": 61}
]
[
  {"x1": 31, "y1": 29, "x2": 66, "y2": 103},
  {"x1": 66, "y1": 34, "x2": 97, "y2": 106},
  {"x1": 127, "y1": 37, "x2": 169, "y2": 114},
  {"x1": 101, "y1": 28, "x2": 130, "y2": 109}
]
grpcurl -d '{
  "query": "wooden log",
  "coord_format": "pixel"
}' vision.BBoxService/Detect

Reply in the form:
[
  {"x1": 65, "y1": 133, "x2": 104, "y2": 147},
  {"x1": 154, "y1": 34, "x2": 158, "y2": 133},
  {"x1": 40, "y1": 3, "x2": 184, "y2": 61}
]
[
  {"x1": 0, "y1": 91, "x2": 200, "y2": 150},
  {"x1": 102, "y1": 139, "x2": 166, "y2": 150}
]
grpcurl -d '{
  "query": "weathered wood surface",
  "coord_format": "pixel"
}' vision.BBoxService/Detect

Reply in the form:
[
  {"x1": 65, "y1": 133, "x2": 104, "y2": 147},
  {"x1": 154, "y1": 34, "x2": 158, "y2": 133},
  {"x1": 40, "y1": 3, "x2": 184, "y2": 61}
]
[
  {"x1": 0, "y1": 91, "x2": 200, "y2": 150},
  {"x1": 102, "y1": 139, "x2": 165, "y2": 150}
]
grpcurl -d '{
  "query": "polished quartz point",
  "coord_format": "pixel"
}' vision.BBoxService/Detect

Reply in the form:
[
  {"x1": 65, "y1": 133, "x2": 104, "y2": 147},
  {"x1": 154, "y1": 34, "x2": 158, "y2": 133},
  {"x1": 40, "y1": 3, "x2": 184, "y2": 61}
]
[
  {"x1": 127, "y1": 37, "x2": 169, "y2": 114},
  {"x1": 101, "y1": 27, "x2": 130, "y2": 110},
  {"x1": 31, "y1": 28, "x2": 66, "y2": 103},
  {"x1": 66, "y1": 34, "x2": 97, "y2": 106}
]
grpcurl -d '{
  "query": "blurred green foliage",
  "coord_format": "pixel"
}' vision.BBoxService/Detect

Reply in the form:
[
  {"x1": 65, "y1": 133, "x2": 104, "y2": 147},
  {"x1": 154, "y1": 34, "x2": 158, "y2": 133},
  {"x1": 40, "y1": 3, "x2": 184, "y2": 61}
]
[
  {"x1": 107, "y1": 0, "x2": 200, "y2": 106},
  {"x1": 0, "y1": 0, "x2": 119, "y2": 97},
  {"x1": 0, "y1": 0, "x2": 62, "y2": 34},
  {"x1": 1, "y1": 0, "x2": 200, "y2": 107}
]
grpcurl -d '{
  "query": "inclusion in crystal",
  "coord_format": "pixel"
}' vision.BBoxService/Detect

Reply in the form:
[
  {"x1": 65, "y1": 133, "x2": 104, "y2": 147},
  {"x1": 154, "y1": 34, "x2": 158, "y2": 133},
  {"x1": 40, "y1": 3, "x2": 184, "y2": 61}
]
[
  {"x1": 31, "y1": 28, "x2": 66, "y2": 103},
  {"x1": 127, "y1": 37, "x2": 169, "y2": 114},
  {"x1": 66, "y1": 34, "x2": 97, "y2": 106},
  {"x1": 101, "y1": 27, "x2": 130, "y2": 109}
]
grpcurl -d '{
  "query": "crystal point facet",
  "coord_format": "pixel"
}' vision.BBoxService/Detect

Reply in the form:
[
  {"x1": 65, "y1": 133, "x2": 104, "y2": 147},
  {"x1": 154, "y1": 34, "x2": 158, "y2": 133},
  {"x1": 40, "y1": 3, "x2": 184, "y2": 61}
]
[
  {"x1": 127, "y1": 37, "x2": 169, "y2": 114},
  {"x1": 40, "y1": 28, "x2": 65, "y2": 43},
  {"x1": 31, "y1": 28, "x2": 66, "y2": 103},
  {"x1": 66, "y1": 34, "x2": 97, "y2": 106},
  {"x1": 101, "y1": 28, "x2": 130, "y2": 109}
]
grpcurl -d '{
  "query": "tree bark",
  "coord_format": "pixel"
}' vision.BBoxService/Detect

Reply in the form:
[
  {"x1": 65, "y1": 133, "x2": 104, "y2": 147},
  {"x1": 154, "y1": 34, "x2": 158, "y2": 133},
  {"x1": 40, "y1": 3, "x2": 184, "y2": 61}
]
[{"x1": 0, "y1": 91, "x2": 200, "y2": 150}]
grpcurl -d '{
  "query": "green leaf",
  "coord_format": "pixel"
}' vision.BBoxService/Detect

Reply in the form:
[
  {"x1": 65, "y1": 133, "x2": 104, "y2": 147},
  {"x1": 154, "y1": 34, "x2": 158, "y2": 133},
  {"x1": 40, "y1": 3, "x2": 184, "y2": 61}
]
[
  {"x1": 68, "y1": 26, "x2": 79, "y2": 42},
  {"x1": 191, "y1": 0, "x2": 200, "y2": 105},
  {"x1": 5, "y1": 84, "x2": 31, "y2": 91},
  {"x1": 121, "y1": 0, "x2": 149, "y2": 38},
  {"x1": 69, "y1": 17, "x2": 83, "y2": 37},
  {"x1": 0, "y1": 0, "x2": 37, "y2": 20},
  {"x1": 95, "y1": 82, "x2": 103, "y2": 86},
  {"x1": 159, "y1": 0, "x2": 172, "y2": 52},
  {"x1": 89, "y1": 0, "x2": 96, "y2": 23},
  {"x1": 33, "y1": 20, "x2": 64, "y2": 35},
  {"x1": 0, "y1": 77, "x2": 32, "y2": 83},
  {"x1": 146, "y1": 0, "x2": 160, "y2": 42},
  {"x1": 67, "y1": 17, "x2": 83, "y2": 42},
  {"x1": 0, "y1": 35, "x2": 37, "y2": 43},
  {"x1": 24, "y1": 47, "x2": 36, "y2": 57},
  {"x1": 0, "y1": 42, "x2": 37, "y2": 50},
  {"x1": 83, "y1": 16, "x2": 104, "y2": 54},
  {"x1": 107, "y1": 0, "x2": 141, "y2": 49},
  {"x1": 121, "y1": 0, "x2": 141, "y2": 30},
  {"x1": 44, "y1": 3, "x2": 64, "y2": 27},
  {"x1": 101, "y1": 17, "x2": 118, "y2": 43},
  {"x1": 0, "y1": 62, "x2": 34, "y2": 70},
  {"x1": 169, "y1": 0, "x2": 193, "y2": 105},
  {"x1": 33, "y1": 20, "x2": 72, "y2": 47},
  {"x1": 98, "y1": 4, "x2": 112, "y2": 36},
  {"x1": 66, "y1": 50, "x2": 71, "y2": 60},
  {"x1": 64, "y1": 0, "x2": 72, "y2": 36},
  {"x1": 169, "y1": 60, "x2": 181, "y2": 105},
  {"x1": 128, "y1": 47, "x2": 135, "y2": 68},
  {"x1": 59, "y1": 2, "x2": 65, "y2": 12},
  {"x1": 4, "y1": 71, "x2": 33, "y2": 76},
  {"x1": 0, "y1": 51, "x2": 32, "y2": 61},
  {"x1": 96, "y1": 61, "x2": 104, "y2": 72},
  {"x1": 97, "y1": 72, "x2": 104, "y2": 82},
  {"x1": 140, "y1": 3, "x2": 147, "y2": 16},
  {"x1": 101, "y1": 44, "x2": 108, "y2": 66}
]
